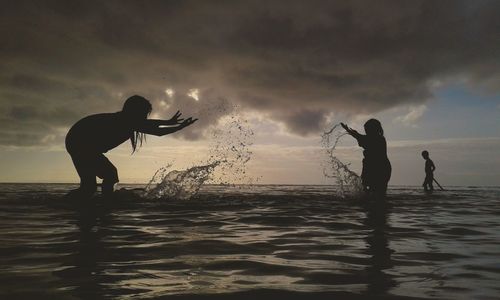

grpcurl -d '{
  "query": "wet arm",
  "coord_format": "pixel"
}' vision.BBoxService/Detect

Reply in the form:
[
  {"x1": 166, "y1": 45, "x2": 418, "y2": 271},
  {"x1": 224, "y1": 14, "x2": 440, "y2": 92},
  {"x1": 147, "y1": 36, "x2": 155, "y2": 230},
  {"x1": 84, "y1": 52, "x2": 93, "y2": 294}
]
[
  {"x1": 347, "y1": 131, "x2": 366, "y2": 147},
  {"x1": 138, "y1": 125, "x2": 181, "y2": 136},
  {"x1": 348, "y1": 130, "x2": 362, "y2": 140},
  {"x1": 143, "y1": 119, "x2": 178, "y2": 127},
  {"x1": 144, "y1": 111, "x2": 184, "y2": 127},
  {"x1": 341, "y1": 123, "x2": 362, "y2": 141},
  {"x1": 137, "y1": 118, "x2": 197, "y2": 136}
]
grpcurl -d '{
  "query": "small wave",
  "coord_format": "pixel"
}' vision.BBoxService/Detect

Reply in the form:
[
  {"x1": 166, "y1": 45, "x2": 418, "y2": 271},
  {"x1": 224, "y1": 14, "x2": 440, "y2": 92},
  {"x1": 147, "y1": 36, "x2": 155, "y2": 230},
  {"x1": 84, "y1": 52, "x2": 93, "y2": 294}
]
[{"x1": 437, "y1": 227, "x2": 486, "y2": 236}]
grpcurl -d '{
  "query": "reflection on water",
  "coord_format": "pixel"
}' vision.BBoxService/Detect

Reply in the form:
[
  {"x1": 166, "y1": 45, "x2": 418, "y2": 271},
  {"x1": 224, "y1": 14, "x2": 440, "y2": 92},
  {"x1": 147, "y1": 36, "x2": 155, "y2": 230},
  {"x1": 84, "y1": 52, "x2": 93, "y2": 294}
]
[
  {"x1": 0, "y1": 184, "x2": 500, "y2": 299},
  {"x1": 54, "y1": 203, "x2": 112, "y2": 299},
  {"x1": 363, "y1": 199, "x2": 395, "y2": 295}
]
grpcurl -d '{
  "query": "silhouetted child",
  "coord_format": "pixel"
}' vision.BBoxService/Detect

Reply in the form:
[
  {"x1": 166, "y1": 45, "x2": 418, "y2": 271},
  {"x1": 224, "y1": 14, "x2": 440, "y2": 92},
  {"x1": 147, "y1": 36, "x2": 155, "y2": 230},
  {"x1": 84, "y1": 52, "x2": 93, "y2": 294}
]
[
  {"x1": 341, "y1": 119, "x2": 392, "y2": 195},
  {"x1": 421, "y1": 150, "x2": 435, "y2": 192},
  {"x1": 65, "y1": 95, "x2": 197, "y2": 198}
]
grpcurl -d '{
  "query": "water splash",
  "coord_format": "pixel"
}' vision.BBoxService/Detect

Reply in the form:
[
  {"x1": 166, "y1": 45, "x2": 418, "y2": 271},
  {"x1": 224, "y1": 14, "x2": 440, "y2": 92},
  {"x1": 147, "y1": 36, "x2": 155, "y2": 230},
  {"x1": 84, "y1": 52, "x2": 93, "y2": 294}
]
[
  {"x1": 206, "y1": 113, "x2": 255, "y2": 185},
  {"x1": 321, "y1": 123, "x2": 363, "y2": 197},
  {"x1": 144, "y1": 104, "x2": 255, "y2": 200},
  {"x1": 143, "y1": 162, "x2": 219, "y2": 200}
]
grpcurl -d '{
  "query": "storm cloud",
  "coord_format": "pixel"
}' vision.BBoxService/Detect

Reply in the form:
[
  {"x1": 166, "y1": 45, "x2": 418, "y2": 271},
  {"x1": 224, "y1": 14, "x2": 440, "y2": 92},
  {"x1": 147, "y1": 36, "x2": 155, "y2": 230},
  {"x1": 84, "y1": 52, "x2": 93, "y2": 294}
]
[{"x1": 1, "y1": 0, "x2": 499, "y2": 146}]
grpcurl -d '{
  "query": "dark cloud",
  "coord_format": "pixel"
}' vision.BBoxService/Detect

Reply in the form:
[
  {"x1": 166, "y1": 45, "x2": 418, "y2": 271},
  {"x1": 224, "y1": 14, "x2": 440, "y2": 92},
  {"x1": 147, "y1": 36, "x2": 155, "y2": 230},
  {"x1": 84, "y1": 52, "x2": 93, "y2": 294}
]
[
  {"x1": 1, "y1": 0, "x2": 499, "y2": 146},
  {"x1": 279, "y1": 109, "x2": 329, "y2": 136}
]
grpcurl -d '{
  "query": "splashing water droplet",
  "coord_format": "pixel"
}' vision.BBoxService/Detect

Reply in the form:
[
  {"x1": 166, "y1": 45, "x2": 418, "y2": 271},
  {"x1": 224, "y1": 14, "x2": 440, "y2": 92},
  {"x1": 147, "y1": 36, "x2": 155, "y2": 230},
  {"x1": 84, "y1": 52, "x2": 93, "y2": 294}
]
[
  {"x1": 143, "y1": 162, "x2": 219, "y2": 200},
  {"x1": 321, "y1": 123, "x2": 363, "y2": 197},
  {"x1": 144, "y1": 103, "x2": 255, "y2": 200}
]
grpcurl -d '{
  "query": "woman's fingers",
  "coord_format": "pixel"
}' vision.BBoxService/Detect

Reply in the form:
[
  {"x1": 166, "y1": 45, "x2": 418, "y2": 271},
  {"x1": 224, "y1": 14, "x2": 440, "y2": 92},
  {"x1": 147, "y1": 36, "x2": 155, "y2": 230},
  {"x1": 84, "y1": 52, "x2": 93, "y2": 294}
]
[{"x1": 180, "y1": 117, "x2": 198, "y2": 127}]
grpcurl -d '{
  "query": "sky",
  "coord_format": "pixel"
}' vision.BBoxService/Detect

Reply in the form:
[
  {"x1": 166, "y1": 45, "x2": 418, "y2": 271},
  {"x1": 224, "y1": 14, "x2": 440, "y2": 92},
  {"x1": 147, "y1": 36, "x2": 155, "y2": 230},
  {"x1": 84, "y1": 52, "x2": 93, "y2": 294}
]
[{"x1": 1, "y1": 0, "x2": 499, "y2": 185}]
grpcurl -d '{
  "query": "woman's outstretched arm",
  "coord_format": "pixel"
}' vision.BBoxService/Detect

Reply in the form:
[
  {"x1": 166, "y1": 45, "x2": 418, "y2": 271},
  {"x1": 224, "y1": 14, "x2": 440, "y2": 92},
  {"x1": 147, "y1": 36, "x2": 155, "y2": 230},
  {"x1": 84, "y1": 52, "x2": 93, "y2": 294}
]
[
  {"x1": 138, "y1": 117, "x2": 198, "y2": 136},
  {"x1": 146, "y1": 111, "x2": 185, "y2": 127},
  {"x1": 341, "y1": 123, "x2": 362, "y2": 140}
]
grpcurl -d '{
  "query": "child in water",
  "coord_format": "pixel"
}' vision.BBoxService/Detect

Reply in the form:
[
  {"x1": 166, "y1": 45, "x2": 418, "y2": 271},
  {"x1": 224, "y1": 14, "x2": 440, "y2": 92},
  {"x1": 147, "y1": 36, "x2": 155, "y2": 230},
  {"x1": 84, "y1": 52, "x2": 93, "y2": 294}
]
[
  {"x1": 65, "y1": 95, "x2": 197, "y2": 198},
  {"x1": 341, "y1": 119, "x2": 391, "y2": 195},
  {"x1": 421, "y1": 150, "x2": 435, "y2": 192}
]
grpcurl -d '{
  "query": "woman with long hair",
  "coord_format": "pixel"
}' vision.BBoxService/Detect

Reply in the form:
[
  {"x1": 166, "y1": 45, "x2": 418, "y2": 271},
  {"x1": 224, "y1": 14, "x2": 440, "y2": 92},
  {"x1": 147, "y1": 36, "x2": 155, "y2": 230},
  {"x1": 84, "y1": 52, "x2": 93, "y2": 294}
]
[
  {"x1": 65, "y1": 95, "x2": 197, "y2": 197},
  {"x1": 341, "y1": 119, "x2": 391, "y2": 195}
]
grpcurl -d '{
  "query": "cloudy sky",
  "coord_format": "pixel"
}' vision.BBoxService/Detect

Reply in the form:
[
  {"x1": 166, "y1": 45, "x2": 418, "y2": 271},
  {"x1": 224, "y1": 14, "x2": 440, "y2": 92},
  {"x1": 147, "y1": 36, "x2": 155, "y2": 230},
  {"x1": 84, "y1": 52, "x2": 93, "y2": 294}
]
[{"x1": 1, "y1": 0, "x2": 499, "y2": 185}]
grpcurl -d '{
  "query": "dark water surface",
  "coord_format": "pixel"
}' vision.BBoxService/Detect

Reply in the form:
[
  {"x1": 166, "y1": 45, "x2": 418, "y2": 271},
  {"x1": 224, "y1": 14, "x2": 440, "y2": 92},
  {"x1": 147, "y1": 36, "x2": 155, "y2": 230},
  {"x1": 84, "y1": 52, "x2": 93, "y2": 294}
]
[{"x1": 0, "y1": 184, "x2": 499, "y2": 299}]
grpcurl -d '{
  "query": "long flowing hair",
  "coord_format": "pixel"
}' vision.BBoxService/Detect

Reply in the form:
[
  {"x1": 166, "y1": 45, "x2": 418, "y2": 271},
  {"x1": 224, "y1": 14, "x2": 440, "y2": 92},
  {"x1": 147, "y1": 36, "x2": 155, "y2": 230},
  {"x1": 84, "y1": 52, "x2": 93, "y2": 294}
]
[
  {"x1": 131, "y1": 130, "x2": 146, "y2": 153},
  {"x1": 122, "y1": 95, "x2": 152, "y2": 153}
]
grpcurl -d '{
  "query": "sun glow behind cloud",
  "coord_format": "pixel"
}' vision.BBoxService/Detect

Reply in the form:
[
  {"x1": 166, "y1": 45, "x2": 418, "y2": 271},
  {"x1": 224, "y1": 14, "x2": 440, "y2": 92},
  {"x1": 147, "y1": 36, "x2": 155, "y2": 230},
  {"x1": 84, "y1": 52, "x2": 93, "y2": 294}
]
[
  {"x1": 165, "y1": 88, "x2": 175, "y2": 98},
  {"x1": 187, "y1": 89, "x2": 200, "y2": 101},
  {"x1": 394, "y1": 105, "x2": 428, "y2": 127}
]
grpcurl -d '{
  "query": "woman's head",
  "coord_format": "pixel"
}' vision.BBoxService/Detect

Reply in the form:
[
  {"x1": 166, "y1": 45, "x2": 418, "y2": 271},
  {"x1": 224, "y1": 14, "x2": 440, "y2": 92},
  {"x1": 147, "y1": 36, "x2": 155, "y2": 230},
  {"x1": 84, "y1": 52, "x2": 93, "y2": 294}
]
[
  {"x1": 122, "y1": 95, "x2": 152, "y2": 121},
  {"x1": 364, "y1": 118, "x2": 384, "y2": 136},
  {"x1": 122, "y1": 95, "x2": 152, "y2": 153}
]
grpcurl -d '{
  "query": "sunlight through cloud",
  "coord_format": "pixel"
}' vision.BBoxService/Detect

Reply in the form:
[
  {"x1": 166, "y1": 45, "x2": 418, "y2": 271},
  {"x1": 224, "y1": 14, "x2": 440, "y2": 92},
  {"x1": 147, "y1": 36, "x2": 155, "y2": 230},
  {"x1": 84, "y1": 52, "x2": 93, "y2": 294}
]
[
  {"x1": 159, "y1": 100, "x2": 170, "y2": 110},
  {"x1": 394, "y1": 105, "x2": 427, "y2": 127},
  {"x1": 187, "y1": 88, "x2": 199, "y2": 101},
  {"x1": 165, "y1": 88, "x2": 175, "y2": 98}
]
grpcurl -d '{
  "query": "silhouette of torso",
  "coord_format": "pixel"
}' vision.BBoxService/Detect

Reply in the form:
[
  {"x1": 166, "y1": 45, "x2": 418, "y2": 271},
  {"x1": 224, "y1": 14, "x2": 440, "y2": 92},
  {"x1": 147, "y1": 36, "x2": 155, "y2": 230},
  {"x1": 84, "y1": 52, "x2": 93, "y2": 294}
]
[
  {"x1": 66, "y1": 112, "x2": 133, "y2": 154},
  {"x1": 358, "y1": 135, "x2": 390, "y2": 165},
  {"x1": 357, "y1": 134, "x2": 391, "y2": 186},
  {"x1": 425, "y1": 159, "x2": 434, "y2": 174}
]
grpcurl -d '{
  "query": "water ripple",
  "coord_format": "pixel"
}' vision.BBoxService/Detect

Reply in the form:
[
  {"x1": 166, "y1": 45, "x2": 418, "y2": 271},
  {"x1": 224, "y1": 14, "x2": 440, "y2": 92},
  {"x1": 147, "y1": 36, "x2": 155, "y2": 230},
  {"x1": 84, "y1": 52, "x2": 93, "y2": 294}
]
[{"x1": 0, "y1": 184, "x2": 499, "y2": 299}]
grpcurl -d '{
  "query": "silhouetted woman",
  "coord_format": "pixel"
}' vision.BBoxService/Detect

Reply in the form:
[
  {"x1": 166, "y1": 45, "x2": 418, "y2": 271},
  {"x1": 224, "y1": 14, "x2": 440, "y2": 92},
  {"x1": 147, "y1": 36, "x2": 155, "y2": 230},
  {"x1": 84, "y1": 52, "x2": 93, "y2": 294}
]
[
  {"x1": 341, "y1": 119, "x2": 391, "y2": 195},
  {"x1": 65, "y1": 95, "x2": 197, "y2": 198}
]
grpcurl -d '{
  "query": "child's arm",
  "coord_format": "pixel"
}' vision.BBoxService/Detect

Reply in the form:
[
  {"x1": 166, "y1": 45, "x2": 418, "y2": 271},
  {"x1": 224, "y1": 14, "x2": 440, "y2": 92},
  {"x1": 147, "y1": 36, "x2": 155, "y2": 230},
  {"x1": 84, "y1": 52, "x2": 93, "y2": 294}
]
[
  {"x1": 138, "y1": 118, "x2": 198, "y2": 136},
  {"x1": 431, "y1": 160, "x2": 436, "y2": 172}
]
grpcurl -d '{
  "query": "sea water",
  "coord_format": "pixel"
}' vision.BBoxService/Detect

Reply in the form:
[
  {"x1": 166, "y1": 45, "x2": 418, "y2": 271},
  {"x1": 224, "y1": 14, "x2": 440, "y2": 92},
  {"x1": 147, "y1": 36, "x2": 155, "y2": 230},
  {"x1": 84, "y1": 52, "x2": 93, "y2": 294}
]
[
  {"x1": 0, "y1": 184, "x2": 499, "y2": 299},
  {"x1": 1, "y1": 121, "x2": 499, "y2": 299}
]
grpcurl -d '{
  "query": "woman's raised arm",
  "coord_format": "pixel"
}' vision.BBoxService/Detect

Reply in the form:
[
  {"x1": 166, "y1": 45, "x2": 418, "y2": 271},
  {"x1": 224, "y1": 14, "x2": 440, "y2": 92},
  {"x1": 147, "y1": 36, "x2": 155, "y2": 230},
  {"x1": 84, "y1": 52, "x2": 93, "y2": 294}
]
[{"x1": 341, "y1": 123, "x2": 362, "y2": 140}]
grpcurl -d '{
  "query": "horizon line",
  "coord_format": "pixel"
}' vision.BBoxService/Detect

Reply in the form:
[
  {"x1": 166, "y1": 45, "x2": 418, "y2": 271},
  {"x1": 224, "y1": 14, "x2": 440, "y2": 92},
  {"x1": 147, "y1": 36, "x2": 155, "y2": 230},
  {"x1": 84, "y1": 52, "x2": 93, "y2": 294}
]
[{"x1": 0, "y1": 182, "x2": 499, "y2": 188}]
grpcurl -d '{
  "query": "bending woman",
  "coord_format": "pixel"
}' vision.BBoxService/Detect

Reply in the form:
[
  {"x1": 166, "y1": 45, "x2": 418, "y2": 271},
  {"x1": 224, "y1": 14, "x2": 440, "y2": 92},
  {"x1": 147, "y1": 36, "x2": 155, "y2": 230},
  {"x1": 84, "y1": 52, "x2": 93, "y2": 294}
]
[
  {"x1": 65, "y1": 95, "x2": 197, "y2": 198},
  {"x1": 341, "y1": 119, "x2": 391, "y2": 195}
]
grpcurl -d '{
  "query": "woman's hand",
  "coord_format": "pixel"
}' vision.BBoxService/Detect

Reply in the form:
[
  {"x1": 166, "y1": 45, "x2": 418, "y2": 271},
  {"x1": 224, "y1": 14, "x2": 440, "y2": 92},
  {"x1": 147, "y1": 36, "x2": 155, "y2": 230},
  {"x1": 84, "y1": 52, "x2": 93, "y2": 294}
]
[
  {"x1": 137, "y1": 115, "x2": 198, "y2": 136},
  {"x1": 341, "y1": 122, "x2": 354, "y2": 133},
  {"x1": 341, "y1": 122, "x2": 350, "y2": 132},
  {"x1": 179, "y1": 117, "x2": 198, "y2": 129},
  {"x1": 169, "y1": 111, "x2": 184, "y2": 125}
]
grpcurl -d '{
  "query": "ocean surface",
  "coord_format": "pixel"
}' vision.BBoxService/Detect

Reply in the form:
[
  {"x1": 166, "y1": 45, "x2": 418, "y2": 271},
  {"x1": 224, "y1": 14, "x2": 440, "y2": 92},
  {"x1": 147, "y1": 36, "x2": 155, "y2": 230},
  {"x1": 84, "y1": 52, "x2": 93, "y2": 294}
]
[{"x1": 0, "y1": 184, "x2": 499, "y2": 300}]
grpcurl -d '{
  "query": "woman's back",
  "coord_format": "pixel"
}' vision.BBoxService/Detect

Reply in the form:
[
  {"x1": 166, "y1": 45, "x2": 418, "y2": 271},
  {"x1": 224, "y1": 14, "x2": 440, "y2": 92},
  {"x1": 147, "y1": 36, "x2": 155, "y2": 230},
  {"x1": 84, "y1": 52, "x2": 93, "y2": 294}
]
[{"x1": 65, "y1": 112, "x2": 133, "y2": 154}]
